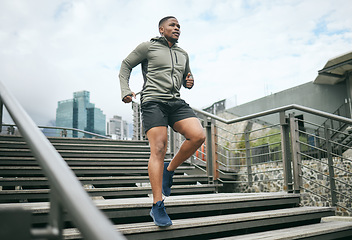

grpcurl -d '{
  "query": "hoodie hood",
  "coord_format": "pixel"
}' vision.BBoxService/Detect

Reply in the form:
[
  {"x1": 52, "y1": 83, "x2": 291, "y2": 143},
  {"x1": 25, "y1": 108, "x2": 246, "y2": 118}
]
[{"x1": 151, "y1": 36, "x2": 178, "y2": 46}]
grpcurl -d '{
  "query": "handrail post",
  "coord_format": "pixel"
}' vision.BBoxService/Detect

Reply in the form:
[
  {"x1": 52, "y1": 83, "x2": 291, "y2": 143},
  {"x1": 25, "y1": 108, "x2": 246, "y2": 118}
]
[
  {"x1": 48, "y1": 189, "x2": 64, "y2": 240},
  {"x1": 324, "y1": 123, "x2": 338, "y2": 207},
  {"x1": 132, "y1": 101, "x2": 143, "y2": 140},
  {"x1": 169, "y1": 128, "x2": 175, "y2": 157},
  {"x1": 31, "y1": 189, "x2": 64, "y2": 239},
  {"x1": 244, "y1": 122, "x2": 253, "y2": 186},
  {"x1": 280, "y1": 111, "x2": 293, "y2": 193},
  {"x1": 205, "y1": 117, "x2": 214, "y2": 184},
  {"x1": 0, "y1": 96, "x2": 3, "y2": 132},
  {"x1": 212, "y1": 120, "x2": 219, "y2": 182},
  {"x1": 289, "y1": 113, "x2": 302, "y2": 194}
]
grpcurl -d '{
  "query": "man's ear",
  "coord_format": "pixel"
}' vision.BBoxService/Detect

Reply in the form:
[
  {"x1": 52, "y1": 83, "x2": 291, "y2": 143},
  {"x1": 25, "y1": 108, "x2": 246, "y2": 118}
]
[{"x1": 159, "y1": 26, "x2": 164, "y2": 35}]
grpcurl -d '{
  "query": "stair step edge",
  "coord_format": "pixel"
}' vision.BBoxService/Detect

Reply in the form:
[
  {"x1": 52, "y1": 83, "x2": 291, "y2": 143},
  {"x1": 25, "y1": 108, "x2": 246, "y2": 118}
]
[
  {"x1": 215, "y1": 221, "x2": 352, "y2": 240},
  {"x1": 63, "y1": 207, "x2": 335, "y2": 237}
]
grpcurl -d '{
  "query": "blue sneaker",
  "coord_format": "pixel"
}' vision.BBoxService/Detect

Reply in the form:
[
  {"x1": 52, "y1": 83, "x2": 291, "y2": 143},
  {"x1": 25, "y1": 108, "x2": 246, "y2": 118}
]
[
  {"x1": 150, "y1": 200, "x2": 172, "y2": 226},
  {"x1": 162, "y1": 162, "x2": 174, "y2": 197}
]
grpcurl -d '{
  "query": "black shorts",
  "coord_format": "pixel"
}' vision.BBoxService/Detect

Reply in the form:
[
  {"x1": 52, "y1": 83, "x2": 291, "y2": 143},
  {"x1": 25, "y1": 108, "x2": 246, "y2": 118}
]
[{"x1": 141, "y1": 99, "x2": 197, "y2": 133}]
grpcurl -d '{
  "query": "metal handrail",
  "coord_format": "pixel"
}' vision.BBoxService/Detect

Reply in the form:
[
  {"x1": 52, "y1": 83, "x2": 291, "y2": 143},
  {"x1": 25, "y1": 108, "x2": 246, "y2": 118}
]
[
  {"x1": 192, "y1": 103, "x2": 352, "y2": 212},
  {"x1": 193, "y1": 104, "x2": 352, "y2": 125},
  {"x1": 2, "y1": 123, "x2": 111, "y2": 139},
  {"x1": 131, "y1": 100, "x2": 352, "y2": 214},
  {"x1": 0, "y1": 80, "x2": 125, "y2": 239}
]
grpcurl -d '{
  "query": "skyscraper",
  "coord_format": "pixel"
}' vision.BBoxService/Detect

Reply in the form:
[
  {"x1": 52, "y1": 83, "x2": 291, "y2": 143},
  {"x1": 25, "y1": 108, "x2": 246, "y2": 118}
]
[
  {"x1": 56, "y1": 91, "x2": 106, "y2": 138},
  {"x1": 107, "y1": 115, "x2": 129, "y2": 140}
]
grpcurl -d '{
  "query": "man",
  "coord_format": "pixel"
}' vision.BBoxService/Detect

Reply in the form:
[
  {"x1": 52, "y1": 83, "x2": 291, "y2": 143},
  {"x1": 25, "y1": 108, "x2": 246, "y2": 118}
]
[{"x1": 119, "y1": 16, "x2": 205, "y2": 226}]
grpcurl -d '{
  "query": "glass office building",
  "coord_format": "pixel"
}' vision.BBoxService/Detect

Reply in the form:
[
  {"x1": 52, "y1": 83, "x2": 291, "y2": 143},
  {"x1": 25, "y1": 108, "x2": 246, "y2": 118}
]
[
  {"x1": 107, "y1": 115, "x2": 129, "y2": 140},
  {"x1": 56, "y1": 91, "x2": 106, "y2": 138}
]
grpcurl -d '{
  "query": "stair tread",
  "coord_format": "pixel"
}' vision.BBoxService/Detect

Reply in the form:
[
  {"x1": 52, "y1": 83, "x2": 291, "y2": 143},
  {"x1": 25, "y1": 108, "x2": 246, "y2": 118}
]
[
  {"x1": 0, "y1": 157, "x2": 153, "y2": 161},
  {"x1": 0, "y1": 136, "x2": 149, "y2": 144},
  {"x1": 63, "y1": 206, "x2": 335, "y2": 238},
  {"x1": 0, "y1": 148, "x2": 151, "y2": 153},
  {"x1": 0, "y1": 184, "x2": 219, "y2": 195},
  {"x1": 0, "y1": 174, "x2": 207, "y2": 181},
  {"x1": 0, "y1": 192, "x2": 300, "y2": 212},
  {"x1": 0, "y1": 141, "x2": 150, "y2": 147},
  {"x1": 0, "y1": 166, "x2": 193, "y2": 169},
  {"x1": 215, "y1": 221, "x2": 352, "y2": 240}
]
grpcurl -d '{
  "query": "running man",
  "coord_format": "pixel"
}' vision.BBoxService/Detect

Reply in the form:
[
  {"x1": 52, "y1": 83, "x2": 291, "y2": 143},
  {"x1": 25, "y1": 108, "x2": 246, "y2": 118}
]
[{"x1": 119, "y1": 16, "x2": 205, "y2": 226}]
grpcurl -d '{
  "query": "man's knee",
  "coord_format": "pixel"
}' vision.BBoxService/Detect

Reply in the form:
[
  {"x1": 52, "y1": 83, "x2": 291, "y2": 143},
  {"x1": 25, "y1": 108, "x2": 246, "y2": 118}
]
[
  {"x1": 152, "y1": 141, "x2": 168, "y2": 156},
  {"x1": 192, "y1": 131, "x2": 206, "y2": 147}
]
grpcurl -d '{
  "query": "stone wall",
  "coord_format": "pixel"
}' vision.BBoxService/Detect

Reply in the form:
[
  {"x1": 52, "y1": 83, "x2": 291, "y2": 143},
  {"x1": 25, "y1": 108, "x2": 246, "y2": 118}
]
[
  {"x1": 232, "y1": 158, "x2": 352, "y2": 216},
  {"x1": 300, "y1": 156, "x2": 352, "y2": 216},
  {"x1": 234, "y1": 160, "x2": 284, "y2": 193}
]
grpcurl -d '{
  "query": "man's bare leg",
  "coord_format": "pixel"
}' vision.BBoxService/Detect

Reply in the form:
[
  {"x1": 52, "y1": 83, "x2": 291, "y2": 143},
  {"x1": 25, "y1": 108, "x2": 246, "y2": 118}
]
[
  {"x1": 167, "y1": 117, "x2": 205, "y2": 171},
  {"x1": 146, "y1": 126, "x2": 168, "y2": 204}
]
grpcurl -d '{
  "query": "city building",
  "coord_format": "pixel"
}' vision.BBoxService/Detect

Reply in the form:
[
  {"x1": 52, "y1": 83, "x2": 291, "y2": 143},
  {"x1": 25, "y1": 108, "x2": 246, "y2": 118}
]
[
  {"x1": 224, "y1": 51, "x2": 352, "y2": 126},
  {"x1": 56, "y1": 91, "x2": 106, "y2": 138},
  {"x1": 107, "y1": 115, "x2": 129, "y2": 140}
]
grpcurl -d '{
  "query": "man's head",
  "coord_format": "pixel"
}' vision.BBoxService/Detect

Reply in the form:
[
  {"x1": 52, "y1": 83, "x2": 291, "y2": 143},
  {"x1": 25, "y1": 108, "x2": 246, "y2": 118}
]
[{"x1": 159, "y1": 16, "x2": 180, "y2": 44}]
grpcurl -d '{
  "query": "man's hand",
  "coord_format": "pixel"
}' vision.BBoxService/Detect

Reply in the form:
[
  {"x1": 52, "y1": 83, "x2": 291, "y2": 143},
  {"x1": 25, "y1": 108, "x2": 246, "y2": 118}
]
[
  {"x1": 185, "y1": 72, "x2": 194, "y2": 89},
  {"x1": 122, "y1": 92, "x2": 136, "y2": 103}
]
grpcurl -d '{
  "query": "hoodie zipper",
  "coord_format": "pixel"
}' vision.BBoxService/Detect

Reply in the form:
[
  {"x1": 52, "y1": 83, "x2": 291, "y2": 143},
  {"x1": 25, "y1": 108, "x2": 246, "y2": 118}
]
[{"x1": 169, "y1": 47, "x2": 176, "y2": 97}]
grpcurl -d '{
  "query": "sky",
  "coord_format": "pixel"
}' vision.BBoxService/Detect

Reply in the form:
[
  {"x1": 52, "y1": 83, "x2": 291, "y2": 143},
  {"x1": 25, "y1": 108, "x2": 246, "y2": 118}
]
[{"x1": 0, "y1": 0, "x2": 351, "y2": 126}]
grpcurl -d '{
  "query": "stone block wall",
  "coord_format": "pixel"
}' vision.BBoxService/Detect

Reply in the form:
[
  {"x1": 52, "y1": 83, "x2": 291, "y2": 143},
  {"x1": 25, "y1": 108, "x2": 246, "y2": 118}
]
[
  {"x1": 300, "y1": 157, "x2": 352, "y2": 216},
  {"x1": 234, "y1": 160, "x2": 284, "y2": 193},
  {"x1": 232, "y1": 158, "x2": 352, "y2": 216}
]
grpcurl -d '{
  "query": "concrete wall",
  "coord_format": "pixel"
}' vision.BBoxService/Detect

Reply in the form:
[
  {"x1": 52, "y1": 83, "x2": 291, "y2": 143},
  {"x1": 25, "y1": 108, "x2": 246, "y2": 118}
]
[{"x1": 226, "y1": 81, "x2": 348, "y2": 127}]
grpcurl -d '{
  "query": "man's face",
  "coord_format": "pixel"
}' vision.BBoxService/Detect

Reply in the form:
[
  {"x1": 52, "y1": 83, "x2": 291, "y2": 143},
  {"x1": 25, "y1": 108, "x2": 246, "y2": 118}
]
[{"x1": 160, "y1": 18, "x2": 180, "y2": 43}]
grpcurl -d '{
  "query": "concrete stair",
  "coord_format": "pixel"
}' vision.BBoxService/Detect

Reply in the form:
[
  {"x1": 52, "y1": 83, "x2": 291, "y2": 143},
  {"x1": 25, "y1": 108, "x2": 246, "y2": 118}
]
[
  {"x1": 0, "y1": 136, "x2": 217, "y2": 203},
  {"x1": 1, "y1": 135, "x2": 352, "y2": 239},
  {"x1": 2, "y1": 193, "x2": 350, "y2": 239}
]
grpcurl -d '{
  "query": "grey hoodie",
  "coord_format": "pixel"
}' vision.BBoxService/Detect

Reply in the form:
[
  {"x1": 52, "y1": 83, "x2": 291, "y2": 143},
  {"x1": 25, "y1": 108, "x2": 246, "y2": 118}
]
[{"x1": 119, "y1": 36, "x2": 193, "y2": 103}]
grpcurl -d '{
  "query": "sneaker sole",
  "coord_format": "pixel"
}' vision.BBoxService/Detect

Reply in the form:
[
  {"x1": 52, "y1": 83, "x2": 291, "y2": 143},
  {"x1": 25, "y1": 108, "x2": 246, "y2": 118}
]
[{"x1": 150, "y1": 210, "x2": 173, "y2": 227}]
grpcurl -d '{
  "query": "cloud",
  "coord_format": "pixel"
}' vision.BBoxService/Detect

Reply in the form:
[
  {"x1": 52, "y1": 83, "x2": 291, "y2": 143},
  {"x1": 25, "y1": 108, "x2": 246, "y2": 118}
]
[{"x1": 0, "y1": 0, "x2": 351, "y2": 127}]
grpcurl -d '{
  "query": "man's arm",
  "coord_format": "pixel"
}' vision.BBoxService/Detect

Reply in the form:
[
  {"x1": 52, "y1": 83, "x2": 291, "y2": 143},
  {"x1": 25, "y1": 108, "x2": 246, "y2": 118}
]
[
  {"x1": 184, "y1": 73, "x2": 194, "y2": 89},
  {"x1": 183, "y1": 53, "x2": 194, "y2": 89},
  {"x1": 119, "y1": 42, "x2": 149, "y2": 102}
]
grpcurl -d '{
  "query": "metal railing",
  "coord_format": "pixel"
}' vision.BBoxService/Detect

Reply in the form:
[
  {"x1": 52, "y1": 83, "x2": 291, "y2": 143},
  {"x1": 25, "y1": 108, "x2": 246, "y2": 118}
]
[
  {"x1": 1, "y1": 123, "x2": 111, "y2": 139},
  {"x1": 0, "y1": 80, "x2": 125, "y2": 239},
  {"x1": 132, "y1": 102, "x2": 352, "y2": 216},
  {"x1": 195, "y1": 105, "x2": 352, "y2": 215}
]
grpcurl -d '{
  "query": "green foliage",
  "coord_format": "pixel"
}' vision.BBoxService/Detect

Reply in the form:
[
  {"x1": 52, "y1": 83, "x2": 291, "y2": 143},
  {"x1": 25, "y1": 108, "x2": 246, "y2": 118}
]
[
  {"x1": 237, "y1": 134, "x2": 246, "y2": 150},
  {"x1": 251, "y1": 129, "x2": 281, "y2": 149}
]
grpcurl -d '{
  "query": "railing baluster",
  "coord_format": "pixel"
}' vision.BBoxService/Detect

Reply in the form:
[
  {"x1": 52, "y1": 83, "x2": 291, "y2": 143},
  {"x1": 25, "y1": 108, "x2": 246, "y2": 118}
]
[
  {"x1": 169, "y1": 128, "x2": 175, "y2": 158},
  {"x1": 290, "y1": 114, "x2": 302, "y2": 194},
  {"x1": 280, "y1": 111, "x2": 293, "y2": 193},
  {"x1": 212, "y1": 120, "x2": 219, "y2": 182},
  {"x1": 205, "y1": 117, "x2": 214, "y2": 184},
  {"x1": 244, "y1": 122, "x2": 253, "y2": 186},
  {"x1": 0, "y1": 96, "x2": 3, "y2": 132},
  {"x1": 324, "y1": 124, "x2": 338, "y2": 207},
  {"x1": 49, "y1": 189, "x2": 64, "y2": 240}
]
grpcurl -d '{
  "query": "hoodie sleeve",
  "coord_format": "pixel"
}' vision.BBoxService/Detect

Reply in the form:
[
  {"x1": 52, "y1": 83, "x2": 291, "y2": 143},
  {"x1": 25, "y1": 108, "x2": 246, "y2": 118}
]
[
  {"x1": 119, "y1": 42, "x2": 150, "y2": 100},
  {"x1": 182, "y1": 52, "x2": 193, "y2": 89}
]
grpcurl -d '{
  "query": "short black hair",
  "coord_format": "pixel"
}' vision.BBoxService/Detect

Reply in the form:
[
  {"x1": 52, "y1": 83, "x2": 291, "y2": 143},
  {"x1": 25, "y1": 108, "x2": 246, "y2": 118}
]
[{"x1": 158, "y1": 16, "x2": 176, "y2": 27}]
